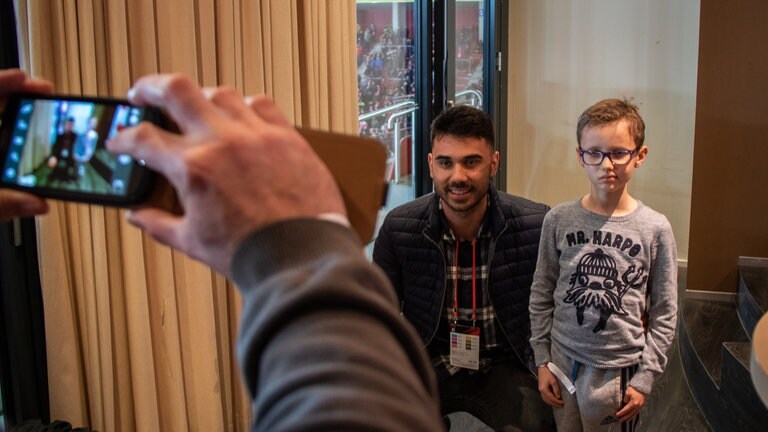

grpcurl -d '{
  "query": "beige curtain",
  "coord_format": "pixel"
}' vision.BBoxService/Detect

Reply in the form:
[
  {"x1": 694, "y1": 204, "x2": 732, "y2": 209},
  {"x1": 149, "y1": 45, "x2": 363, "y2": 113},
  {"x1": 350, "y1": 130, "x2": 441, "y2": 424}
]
[{"x1": 13, "y1": 1, "x2": 358, "y2": 431}]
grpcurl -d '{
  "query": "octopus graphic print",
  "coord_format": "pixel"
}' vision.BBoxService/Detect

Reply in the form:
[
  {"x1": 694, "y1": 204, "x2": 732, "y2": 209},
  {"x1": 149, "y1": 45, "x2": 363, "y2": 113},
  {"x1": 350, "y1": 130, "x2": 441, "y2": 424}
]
[{"x1": 563, "y1": 248, "x2": 647, "y2": 333}]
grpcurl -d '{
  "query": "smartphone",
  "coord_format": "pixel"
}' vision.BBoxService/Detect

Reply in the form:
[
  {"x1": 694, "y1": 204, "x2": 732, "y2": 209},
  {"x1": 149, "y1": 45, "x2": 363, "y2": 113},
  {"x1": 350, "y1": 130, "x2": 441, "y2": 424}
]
[{"x1": 0, "y1": 93, "x2": 164, "y2": 206}]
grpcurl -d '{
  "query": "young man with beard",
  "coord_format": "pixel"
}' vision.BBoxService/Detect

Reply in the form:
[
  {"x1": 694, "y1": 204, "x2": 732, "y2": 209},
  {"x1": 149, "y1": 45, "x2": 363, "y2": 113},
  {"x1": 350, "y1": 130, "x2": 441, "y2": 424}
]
[{"x1": 373, "y1": 105, "x2": 555, "y2": 431}]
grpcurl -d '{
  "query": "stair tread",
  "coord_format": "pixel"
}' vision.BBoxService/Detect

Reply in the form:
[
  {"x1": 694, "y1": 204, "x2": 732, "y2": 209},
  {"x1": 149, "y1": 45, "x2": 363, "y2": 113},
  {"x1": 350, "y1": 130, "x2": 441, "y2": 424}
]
[
  {"x1": 683, "y1": 298, "x2": 748, "y2": 385},
  {"x1": 722, "y1": 341, "x2": 751, "y2": 368},
  {"x1": 741, "y1": 265, "x2": 768, "y2": 313}
]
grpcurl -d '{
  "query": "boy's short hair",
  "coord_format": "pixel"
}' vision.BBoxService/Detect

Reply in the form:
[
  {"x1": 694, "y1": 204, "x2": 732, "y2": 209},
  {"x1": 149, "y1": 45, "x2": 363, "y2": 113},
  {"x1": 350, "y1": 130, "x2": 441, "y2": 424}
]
[
  {"x1": 430, "y1": 105, "x2": 494, "y2": 149},
  {"x1": 577, "y1": 98, "x2": 645, "y2": 149}
]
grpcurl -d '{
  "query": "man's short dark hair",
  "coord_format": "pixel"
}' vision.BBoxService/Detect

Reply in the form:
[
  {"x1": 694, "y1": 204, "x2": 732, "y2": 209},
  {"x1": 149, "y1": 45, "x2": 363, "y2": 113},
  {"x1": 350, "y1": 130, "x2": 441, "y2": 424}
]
[
  {"x1": 430, "y1": 105, "x2": 494, "y2": 149},
  {"x1": 576, "y1": 98, "x2": 645, "y2": 149}
]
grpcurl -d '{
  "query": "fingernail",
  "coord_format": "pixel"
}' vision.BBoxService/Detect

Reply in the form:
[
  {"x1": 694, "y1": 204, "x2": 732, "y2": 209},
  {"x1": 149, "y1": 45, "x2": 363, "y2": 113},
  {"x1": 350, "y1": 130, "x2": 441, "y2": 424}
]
[{"x1": 127, "y1": 88, "x2": 136, "y2": 101}]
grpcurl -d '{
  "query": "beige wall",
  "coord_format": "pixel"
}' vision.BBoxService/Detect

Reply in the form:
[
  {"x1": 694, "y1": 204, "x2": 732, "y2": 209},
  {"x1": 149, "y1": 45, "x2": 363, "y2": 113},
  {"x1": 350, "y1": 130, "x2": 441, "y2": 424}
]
[{"x1": 505, "y1": 0, "x2": 700, "y2": 259}]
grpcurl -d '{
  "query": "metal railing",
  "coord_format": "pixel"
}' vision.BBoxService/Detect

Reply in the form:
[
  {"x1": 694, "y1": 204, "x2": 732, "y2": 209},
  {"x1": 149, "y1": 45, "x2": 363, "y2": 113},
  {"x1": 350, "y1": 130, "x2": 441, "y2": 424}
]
[
  {"x1": 357, "y1": 92, "x2": 481, "y2": 183},
  {"x1": 456, "y1": 89, "x2": 482, "y2": 108},
  {"x1": 359, "y1": 101, "x2": 417, "y2": 183}
]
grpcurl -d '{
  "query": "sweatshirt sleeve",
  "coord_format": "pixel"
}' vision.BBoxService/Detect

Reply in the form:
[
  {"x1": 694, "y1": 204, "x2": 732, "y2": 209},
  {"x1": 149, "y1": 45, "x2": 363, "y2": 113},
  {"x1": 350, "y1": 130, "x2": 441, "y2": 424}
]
[
  {"x1": 529, "y1": 211, "x2": 561, "y2": 367},
  {"x1": 230, "y1": 219, "x2": 443, "y2": 431},
  {"x1": 628, "y1": 222, "x2": 678, "y2": 395}
]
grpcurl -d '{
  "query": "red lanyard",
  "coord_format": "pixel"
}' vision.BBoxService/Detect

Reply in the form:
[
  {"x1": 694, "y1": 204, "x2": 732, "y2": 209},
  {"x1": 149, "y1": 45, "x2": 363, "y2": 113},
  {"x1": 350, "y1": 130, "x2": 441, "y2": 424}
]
[{"x1": 452, "y1": 238, "x2": 478, "y2": 325}]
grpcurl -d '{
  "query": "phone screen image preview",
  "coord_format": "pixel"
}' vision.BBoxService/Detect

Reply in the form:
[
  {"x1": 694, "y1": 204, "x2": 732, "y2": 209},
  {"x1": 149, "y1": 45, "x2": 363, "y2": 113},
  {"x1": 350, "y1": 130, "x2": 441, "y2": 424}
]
[{"x1": 2, "y1": 98, "x2": 144, "y2": 197}]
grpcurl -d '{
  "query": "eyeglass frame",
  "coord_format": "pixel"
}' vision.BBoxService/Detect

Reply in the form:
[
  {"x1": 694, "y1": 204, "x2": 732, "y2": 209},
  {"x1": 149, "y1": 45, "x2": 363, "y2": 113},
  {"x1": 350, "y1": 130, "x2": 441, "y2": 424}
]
[{"x1": 578, "y1": 148, "x2": 638, "y2": 166}]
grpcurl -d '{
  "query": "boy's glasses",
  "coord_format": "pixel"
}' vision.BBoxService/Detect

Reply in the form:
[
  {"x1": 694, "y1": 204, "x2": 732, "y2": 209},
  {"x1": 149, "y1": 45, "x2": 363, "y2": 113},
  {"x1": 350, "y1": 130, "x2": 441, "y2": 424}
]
[{"x1": 579, "y1": 149, "x2": 637, "y2": 166}]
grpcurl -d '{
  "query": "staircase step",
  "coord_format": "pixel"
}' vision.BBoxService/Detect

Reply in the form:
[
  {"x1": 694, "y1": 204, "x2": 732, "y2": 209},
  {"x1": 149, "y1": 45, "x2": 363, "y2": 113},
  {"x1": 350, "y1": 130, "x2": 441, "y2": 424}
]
[
  {"x1": 723, "y1": 341, "x2": 751, "y2": 367},
  {"x1": 680, "y1": 293, "x2": 768, "y2": 431},
  {"x1": 720, "y1": 342, "x2": 768, "y2": 430},
  {"x1": 737, "y1": 257, "x2": 768, "y2": 339},
  {"x1": 740, "y1": 257, "x2": 768, "y2": 310},
  {"x1": 683, "y1": 298, "x2": 747, "y2": 385},
  {"x1": 742, "y1": 269, "x2": 768, "y2": 313},
  {"x1": 640, "y1": 339, "x2": 711, "y2": 431}
]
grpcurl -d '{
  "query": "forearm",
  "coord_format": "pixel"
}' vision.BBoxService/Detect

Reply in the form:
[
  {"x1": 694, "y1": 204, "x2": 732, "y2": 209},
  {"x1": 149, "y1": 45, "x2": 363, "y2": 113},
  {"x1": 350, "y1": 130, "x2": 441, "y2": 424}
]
[
  {"x1": 529, "y1": 279, "x2": 556, "y2": 366},
  {"x1": 631, "y1": 291, "x2": 678, "y2": 394},
  {"x1": 233, "y1": 219, "x2": 442, "y2": 431}
]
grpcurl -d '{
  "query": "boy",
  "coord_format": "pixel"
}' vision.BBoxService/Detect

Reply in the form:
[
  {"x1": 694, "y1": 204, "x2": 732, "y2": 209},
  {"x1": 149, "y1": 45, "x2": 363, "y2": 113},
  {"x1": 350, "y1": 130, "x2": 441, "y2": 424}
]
[{"x1": 529, "y1": 98, "x2": 678, "y2": 431}]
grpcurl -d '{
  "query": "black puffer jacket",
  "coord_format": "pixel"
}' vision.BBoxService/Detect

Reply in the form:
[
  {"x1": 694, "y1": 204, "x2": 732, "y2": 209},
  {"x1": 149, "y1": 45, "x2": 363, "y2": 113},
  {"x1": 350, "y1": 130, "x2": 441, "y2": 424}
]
[{"x1": 373, "y1": 187, "x2": 549, "y2": 373}]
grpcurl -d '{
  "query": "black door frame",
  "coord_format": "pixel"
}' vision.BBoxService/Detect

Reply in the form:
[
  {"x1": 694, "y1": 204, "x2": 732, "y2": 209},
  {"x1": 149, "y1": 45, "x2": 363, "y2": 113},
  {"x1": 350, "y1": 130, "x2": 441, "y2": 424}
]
[
  {"x1": 414, "y1": 0, "x2": 508, "y2": 197},
  {"x1": 0, "y1": 2, "x2": 51, "y2": 428}
]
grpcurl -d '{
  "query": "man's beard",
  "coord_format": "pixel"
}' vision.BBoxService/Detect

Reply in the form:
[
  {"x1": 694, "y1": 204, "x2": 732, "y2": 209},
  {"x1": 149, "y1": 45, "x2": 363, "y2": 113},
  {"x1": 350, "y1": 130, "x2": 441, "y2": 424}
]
[{"x1": 437, "y1": 180, "x2": 490, "y2": 214}]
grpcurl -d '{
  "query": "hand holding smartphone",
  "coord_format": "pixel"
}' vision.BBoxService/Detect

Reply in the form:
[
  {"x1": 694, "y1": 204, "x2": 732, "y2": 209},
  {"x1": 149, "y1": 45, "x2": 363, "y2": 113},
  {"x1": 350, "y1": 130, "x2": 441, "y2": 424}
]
[
  {"x1": 0, "y1": 93, "x2": 163, "y2": 207},
  {"x1": 0, "y1": 90, "x2": 387, "y2": 243}
]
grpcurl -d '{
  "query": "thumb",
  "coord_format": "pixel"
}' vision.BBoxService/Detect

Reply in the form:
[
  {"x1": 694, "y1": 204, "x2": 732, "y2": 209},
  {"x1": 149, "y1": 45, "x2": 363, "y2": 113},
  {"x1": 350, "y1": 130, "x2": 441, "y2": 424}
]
[
  {"x1": 126, "y1": 208, "x2": 183, "y2": 250},
  {"x1": 552, "y1": 380, "x2": 561, "y2": 399}
]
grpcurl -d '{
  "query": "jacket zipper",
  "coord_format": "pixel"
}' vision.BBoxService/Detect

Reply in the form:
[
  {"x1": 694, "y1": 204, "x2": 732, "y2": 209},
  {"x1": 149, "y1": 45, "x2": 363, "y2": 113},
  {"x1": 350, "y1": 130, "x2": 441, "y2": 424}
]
[
  {"x1": 423, "y1": 227, "x2": 447, "y2": 346},
  {"x1": 486, "y1": 222, "x2": 534, "y2": 374}
]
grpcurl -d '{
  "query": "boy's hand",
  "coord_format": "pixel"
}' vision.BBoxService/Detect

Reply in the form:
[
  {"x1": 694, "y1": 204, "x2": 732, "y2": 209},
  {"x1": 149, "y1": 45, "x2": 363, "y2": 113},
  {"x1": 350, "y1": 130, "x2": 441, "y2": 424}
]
[
  {"x1": 537, "y1": 365, "x2": 564, "y2": 407},
  {"x1": 616, "y1": 385, "x2": 645, "y2": 422}
]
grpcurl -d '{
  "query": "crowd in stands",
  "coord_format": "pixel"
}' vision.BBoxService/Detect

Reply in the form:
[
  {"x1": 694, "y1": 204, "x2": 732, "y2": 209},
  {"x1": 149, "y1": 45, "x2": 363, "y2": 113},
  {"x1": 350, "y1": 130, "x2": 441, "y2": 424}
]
[
  {"x1": 357, "y1": 23, "x2": 415, "y2": 148},
  {"x1": 356, "y1": 21, "x2": 483, "y2": 158}
]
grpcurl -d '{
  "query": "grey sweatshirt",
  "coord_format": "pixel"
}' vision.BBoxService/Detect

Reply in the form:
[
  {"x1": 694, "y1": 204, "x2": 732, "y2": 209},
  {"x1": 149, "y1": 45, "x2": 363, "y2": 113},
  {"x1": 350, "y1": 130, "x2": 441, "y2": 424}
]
[
  {"x1": 231, "y1": 219, "x2": 444, "y2": 431},
  {"x1": 529, "y1": 200, "x2": 678, "y2": 394}
]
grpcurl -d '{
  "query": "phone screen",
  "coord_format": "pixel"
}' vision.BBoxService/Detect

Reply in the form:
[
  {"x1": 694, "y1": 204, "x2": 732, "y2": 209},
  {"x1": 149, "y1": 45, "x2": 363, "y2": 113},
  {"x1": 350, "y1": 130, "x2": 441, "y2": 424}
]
[{"x1": 0, "y1": 95, "x2": 156, "y2": 204}]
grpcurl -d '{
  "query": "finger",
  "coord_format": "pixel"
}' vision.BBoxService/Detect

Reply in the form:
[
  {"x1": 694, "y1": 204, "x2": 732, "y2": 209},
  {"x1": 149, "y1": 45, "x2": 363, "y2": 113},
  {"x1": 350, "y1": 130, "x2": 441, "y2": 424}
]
[
  {"x1": 539, "y1": 386, "x2": 563, "y2": 407},
  {"x1": 551, "y1": 380, "x2": 562, "y2": 400},
  {"x1": 0, "y1": 69, "x2": 28, "y2": 95},
  {"x1": 0, "y1": 69, "x2": 54, "y2": 96},
  {"x1": 21, "y1": 76, "x2": 53, "y2": 94},
  {"x1": 207, "y1": 86, "x2": 263, "y2": 126},
  {"x1": 547, "y1": 396, "x2": 564, "y2": 407},
  {"x1": 542, "y1": 391, "x2": 564, "y2": 408},
  {"x1": 615, "y1": 402, "x2": 637, "y2": 421},
  {"x1": 617, "y1": 406, "x2": 638, "y2": 423},
  {"x1": 127, "y1": 74, "x2": 223, "y2": 134},
  {"x1": 126, "y1": 208, "x2": 183, "y2": 250},
  {"x1": 246, "y1": 95, "x2": 292, "y2": 127},
  {"x1": 541, "y1": 395, "x2": 556, "y2": 407},
  {"x1": 0, "y1": 189, "x2": 49, "y2": 221},
  {"x1": 107, "y1": 122, "x2": 187, "y2": 188}
]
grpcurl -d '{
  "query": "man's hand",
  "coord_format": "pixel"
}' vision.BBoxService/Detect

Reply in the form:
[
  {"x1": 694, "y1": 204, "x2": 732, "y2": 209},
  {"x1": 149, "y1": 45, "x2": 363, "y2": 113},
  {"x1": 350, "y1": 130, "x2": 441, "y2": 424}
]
[
  {"x1": 537, "y1": 365, "x2": 564, "y2": 408},
  {"x1": 108, "y1": 74, "x2": 346, "y2": 277},
  {"x1": 0, "y1": 69, "x2": 52, "y2": 221},
  {"x1": 616, "y1": 385, "x2": 645, "y2": 423}
]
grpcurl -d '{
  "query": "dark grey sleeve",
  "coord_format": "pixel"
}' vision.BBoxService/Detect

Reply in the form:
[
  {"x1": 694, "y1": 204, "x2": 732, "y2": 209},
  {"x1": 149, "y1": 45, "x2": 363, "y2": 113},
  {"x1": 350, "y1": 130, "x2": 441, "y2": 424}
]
[{"x1": 231, "y1": 219, "x2": 443, "y2": 431}]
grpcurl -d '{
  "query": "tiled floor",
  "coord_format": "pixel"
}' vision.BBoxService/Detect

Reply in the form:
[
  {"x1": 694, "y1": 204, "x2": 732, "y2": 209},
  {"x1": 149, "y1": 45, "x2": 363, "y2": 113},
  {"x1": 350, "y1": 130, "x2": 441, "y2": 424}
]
[
  {"x1": 447, "y1": 338, "x2": 711, "y2": 432},
  {"x1": 640, "y1": 338, "x2": 711, "y2": 431}
]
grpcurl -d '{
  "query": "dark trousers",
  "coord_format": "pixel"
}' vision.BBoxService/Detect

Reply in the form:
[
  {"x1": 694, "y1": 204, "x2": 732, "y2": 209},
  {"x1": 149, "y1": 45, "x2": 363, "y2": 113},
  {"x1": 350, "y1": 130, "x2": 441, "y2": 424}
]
[{"x1": 436, "y1": 357, "x2": 556, "y2": 432}]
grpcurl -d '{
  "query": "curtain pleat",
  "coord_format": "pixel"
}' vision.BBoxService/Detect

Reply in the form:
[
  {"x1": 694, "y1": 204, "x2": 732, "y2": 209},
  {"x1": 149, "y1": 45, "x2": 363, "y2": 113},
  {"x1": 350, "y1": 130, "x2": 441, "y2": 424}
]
[{"x1": 14, "y1": 1, "x2": 358, "y2": 430}]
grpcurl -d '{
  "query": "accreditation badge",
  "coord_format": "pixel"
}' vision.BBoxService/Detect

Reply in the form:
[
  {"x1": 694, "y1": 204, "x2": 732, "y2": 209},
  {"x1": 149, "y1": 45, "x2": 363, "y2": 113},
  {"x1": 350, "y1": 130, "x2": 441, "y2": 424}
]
[{"x1": 449, "y1": 324, "x2": 480, "y2": 370}]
